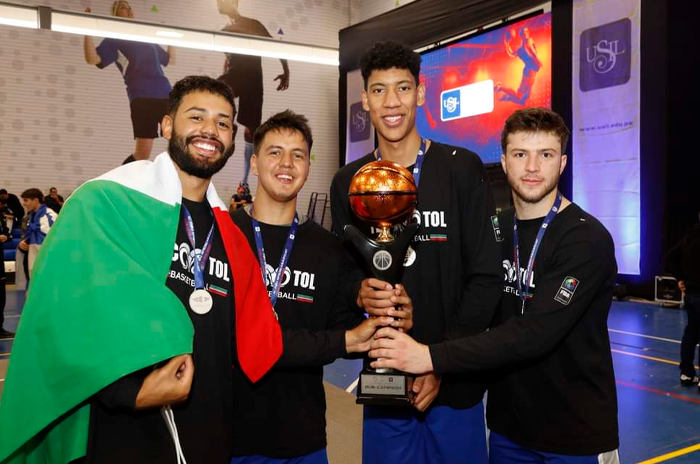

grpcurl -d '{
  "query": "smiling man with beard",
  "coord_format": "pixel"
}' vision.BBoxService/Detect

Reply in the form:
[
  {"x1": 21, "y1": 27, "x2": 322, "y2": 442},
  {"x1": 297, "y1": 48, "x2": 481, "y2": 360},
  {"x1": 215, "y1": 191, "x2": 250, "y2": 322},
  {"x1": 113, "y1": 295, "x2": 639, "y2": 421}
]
[{"x1": 0, "y1": 76, "x2": 283, "y2": 464}]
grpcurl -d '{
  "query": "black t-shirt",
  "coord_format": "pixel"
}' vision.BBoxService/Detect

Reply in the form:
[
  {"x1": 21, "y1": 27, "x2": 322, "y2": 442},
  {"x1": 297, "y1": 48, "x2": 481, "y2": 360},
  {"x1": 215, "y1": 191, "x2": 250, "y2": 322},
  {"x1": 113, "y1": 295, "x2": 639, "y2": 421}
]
[
  {"x1": 330, "y1": 141, "x2": 502, "y2": 409},
  {"x1": 667, "y1": 223, "x2": 700, "y2": 293},
  {"x1": 3, "y1": 193, "x2": 23, "y2": 223},
  {"x1": 430, "y1": 204, "x2": 619, "y2": 454},
  {"x1": 82, "y1": 198, "x2": 235, "y2": 464},
  {"x1": 230, "y1": 209, "x2": 364, "y2": 458},
  {"x1": 45, "y1": 195, "x2": 64, "y2": 213}
]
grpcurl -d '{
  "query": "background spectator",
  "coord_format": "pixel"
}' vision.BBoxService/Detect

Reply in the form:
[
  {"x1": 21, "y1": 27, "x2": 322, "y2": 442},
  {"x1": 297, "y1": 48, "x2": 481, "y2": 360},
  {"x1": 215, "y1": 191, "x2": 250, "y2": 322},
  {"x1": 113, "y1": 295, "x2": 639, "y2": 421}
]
[
  {"x1": 667, "y1": 211, "x2": 700, "y2": 388},
  {"x1": 0, "y1": 189, "x2": 24, "y2": 226},
  {"x1": 15, "y1": 189, "x2": 57, "y2": 290},
  {"x1": 229, "y1": 183, "x2": 253, "y2": 213},
  {"x1": 0, "y1": 214, "x2": 11, "y2": 338},
  {"x1": 44, "y1": 187, "x2": 64, "y2": 214}
]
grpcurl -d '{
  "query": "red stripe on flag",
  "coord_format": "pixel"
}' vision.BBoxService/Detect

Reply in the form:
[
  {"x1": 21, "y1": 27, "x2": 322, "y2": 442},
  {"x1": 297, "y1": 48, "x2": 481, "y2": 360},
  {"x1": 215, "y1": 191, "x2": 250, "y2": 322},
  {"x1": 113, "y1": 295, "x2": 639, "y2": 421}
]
[{"x1": 214, "y1": 208, "x2": 282, "y2": 383}]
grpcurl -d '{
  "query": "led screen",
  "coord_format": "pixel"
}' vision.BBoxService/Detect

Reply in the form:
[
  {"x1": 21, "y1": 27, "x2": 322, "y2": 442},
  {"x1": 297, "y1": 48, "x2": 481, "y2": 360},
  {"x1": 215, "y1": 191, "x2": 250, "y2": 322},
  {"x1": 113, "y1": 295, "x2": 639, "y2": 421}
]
[{"x1": 417, "y1": 12, "x2": 552, "y2": 165}]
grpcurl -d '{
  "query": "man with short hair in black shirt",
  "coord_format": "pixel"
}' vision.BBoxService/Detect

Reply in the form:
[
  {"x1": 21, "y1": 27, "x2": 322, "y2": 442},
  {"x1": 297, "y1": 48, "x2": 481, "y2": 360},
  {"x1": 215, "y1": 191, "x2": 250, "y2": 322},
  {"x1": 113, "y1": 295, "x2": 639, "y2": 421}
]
[
  {"x1": 331, "y1": 41, "x2": 502, "y2": 464},
  {"x1": 368, "y1": 107, "x2": 620, "y2": 463},
  {"x1": 230, "y1": 109, "x2": 412, "y2": 463},
  {"x1": 44, "y1": 187, "x2": 65, "y2": 213},
  {"x1": 667, "y1": 211, "x2": 700, "y2": 388},
  {"x1": 0, "y1": 189, "x2": 24, "y2": 226},
  {"x1": 76, "y1": 76, "x2": 282, "y2": 464}
]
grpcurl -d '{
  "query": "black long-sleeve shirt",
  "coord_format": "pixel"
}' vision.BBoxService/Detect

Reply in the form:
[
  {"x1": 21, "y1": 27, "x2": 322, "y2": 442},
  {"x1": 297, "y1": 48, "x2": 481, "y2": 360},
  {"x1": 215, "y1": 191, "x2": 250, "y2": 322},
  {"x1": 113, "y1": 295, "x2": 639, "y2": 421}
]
[
  {"x1": 667, "y1": 223, "x2": 700, "y2": 294},
  {"x1": 230, "y1": 209, "x2": 365, "y2": 458},
  {"x1": 430, "y1": 204, "x2": 619, "y2": 455},
  {"x1": 331, "y1": 141, "x2": 502, "y2": 409}
]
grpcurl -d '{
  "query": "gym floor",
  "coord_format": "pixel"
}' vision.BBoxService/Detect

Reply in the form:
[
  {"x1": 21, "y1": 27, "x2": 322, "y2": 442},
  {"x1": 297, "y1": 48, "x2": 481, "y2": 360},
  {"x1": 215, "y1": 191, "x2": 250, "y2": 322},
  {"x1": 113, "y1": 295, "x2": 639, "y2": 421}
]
[{"x1": 2, "y1": 292, "x2": 699, "y2": 463}]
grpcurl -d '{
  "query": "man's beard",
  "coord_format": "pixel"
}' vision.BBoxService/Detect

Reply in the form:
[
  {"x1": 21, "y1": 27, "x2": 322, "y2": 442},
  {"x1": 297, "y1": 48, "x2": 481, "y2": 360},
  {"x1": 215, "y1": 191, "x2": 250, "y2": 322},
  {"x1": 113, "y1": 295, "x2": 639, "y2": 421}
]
[
  {"x1": 169, "y1": 130, "x2": 234, "y2": 179},
  {"x1": 508, "y1": 171, "x2": 560, "y2": 204}
]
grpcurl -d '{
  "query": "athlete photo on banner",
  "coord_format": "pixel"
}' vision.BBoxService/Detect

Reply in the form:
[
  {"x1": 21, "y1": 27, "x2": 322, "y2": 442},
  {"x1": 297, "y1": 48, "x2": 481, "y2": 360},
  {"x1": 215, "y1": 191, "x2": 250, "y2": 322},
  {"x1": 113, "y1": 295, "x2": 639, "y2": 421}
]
[
  {"x1": 416, "y1": 12, "x2": 552, "y2": 165},
  {"x1": 83, "y1": 1, "x2": 175, "y2": 165},
  {"x1": 216, "y1": 0, "x2": 291, "y2": 187}
]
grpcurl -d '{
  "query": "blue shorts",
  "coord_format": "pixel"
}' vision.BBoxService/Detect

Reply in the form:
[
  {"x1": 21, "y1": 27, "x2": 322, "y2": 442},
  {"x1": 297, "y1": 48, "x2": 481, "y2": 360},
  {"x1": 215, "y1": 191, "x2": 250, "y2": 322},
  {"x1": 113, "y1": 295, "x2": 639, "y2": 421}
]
[
  {"x1": 489, "y1": 432, "x2": 620, "y2": 464},
  {"x1": 362, "y1": 403, "x2": 488, "y2": 464},
  {"x1": 230, "y1": 448, "x2": 328, "y2": 464}
]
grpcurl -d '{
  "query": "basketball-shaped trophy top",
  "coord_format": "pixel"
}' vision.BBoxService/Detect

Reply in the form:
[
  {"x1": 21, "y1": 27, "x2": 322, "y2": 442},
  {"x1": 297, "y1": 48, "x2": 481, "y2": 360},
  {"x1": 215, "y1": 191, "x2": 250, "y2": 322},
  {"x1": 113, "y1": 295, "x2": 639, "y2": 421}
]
[{"x1": 348, "y1": 160, "x2": 418, "y2": 229}]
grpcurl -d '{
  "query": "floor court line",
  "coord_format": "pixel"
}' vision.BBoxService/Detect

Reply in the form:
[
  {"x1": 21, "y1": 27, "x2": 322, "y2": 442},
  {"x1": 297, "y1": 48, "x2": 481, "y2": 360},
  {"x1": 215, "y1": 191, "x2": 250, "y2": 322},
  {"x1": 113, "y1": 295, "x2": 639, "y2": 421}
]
[
  {"x1": 346, "y1": 378, "x2": 359, "y2": 393},
  {"x1": 610, "y1": 348, "x2": 699, "y2": 370},
  {"x1": 635, "y1": 442, "x2": 700, "y2": 464},
  {"x1": 616, "y1": 379, "x2": 700, "y2": 406},
  {"x1": 609, "y1": 328, "x2": 681, "y2": 345}
]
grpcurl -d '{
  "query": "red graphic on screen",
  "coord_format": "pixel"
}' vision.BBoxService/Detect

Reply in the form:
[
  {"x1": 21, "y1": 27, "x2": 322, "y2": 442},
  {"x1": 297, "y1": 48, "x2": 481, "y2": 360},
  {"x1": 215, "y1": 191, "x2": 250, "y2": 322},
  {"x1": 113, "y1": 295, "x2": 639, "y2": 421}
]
[{"x1": 416, "y1": 13, "x2": 552, "y2": 164}]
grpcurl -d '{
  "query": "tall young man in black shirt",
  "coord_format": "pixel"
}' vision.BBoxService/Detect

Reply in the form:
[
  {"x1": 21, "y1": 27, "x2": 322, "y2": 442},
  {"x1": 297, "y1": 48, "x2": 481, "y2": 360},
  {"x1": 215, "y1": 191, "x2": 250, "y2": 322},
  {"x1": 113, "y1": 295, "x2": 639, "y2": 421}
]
[
  {"x1": 369, "y1": 108, "x2": 620, "y2": 463},
  {"x1": 330, "y1": 41, "x2": 502, "y2": 464},
  {"x1": 230, "y1": 110, "x2": 412, "y2": 463}
]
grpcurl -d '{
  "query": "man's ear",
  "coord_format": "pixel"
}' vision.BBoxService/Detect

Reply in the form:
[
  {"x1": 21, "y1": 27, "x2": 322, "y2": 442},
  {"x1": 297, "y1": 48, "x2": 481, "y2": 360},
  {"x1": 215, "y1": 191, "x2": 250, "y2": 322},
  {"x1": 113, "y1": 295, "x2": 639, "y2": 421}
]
[
  {"x1": 361, "y1": 90, "x2": 370, "y2": 112},
  {"x1": 251, "y1": 154, "x2": 259, "y2": 176},
  {"x1": 161, "y1": 114, "x2": 173, "y2": 141}
]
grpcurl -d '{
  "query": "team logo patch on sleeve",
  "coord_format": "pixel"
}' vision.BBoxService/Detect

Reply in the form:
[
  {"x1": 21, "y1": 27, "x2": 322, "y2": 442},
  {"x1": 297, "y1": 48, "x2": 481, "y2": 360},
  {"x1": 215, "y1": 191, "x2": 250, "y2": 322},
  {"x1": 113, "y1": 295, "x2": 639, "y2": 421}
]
[
  {"x1": 554, "y1": 276, "x2": 579, "y2": 305},
  {"x1": 491, "y1": 215, "x2": 503, "y2": 242}
]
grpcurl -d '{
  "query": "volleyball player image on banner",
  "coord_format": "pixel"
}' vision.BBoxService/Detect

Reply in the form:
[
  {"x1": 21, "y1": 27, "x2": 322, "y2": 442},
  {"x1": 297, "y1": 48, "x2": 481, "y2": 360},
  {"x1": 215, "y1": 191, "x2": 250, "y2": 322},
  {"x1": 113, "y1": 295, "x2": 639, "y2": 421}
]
[
  {"x1": 496, "y1": 26, "x2": 543, "y2": 105},
  {"x1": 216, "y1": 0, "x2": 291, "y2": 186},
  {"x1": 83, "y1": 1, "x2": 175, "y2": 165},
  {"x1": 416, "y1": 12, "x2": 551, "y2": 164}
]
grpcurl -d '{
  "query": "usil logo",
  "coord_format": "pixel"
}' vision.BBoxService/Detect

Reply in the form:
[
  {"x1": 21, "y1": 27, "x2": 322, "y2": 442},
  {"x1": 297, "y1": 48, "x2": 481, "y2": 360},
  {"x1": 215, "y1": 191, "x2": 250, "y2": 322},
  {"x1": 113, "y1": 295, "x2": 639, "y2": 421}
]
[
  {"x1": 352, "y1": 109, "x2": 368, "y2": 133},
  {"x1": 579, "y1": 18, "x2": 631, "y2": 92},
  {"x1": 443, "y1": 96, "x2": 459, "y2": 113},
  {"x1": 586, "y1": 39, "x2": 626, "y2": 74}
]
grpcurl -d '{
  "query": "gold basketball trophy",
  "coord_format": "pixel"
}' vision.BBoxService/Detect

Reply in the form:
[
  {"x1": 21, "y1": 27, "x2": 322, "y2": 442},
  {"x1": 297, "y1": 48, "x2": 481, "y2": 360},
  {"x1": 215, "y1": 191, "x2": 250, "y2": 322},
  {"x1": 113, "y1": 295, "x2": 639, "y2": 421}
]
[{"x1": 346, "y1": 160, "x2": 419, "y2": 405}]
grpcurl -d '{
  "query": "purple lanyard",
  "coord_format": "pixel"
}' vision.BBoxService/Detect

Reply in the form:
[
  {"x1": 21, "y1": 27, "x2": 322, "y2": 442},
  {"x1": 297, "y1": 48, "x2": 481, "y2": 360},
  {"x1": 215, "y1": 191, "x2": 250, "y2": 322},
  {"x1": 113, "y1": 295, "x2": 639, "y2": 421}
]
[
  {"x1": 376, "y1": 138, "x2": 427, "y2": 187},
  {"x1": 250, "y1": 209, "x2": 299, "y2": 309},
  {"x1": 513, "y1": 193, "x2": 562, "y2": 314},
  {"x1": 181, "y1": 204, "x2": 215, "y2": 290}
]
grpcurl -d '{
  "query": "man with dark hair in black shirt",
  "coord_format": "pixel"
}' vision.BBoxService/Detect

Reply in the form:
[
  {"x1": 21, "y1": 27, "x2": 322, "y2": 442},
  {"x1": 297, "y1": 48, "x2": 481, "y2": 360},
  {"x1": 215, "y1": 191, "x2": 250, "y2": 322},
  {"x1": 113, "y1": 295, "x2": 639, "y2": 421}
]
[
  {"x1": 0, "y1": 210, "x2": 11, "y2": 338},
  {"x1": 230, "y1": 109, "x2": 412, "y2": 463},
  {"x1": 74, "y1": 75, "x2": 282, "y2": 464},
  {"x1": 368, "y1": 107, "x2": 620, "y2": 463},
  {"x1": 330, "y1": 41, "x2": 502, "y2": 464},
  {"x1": 0, "y1": 189, "x2": 24, "y2": 226},
  {"x1": 667, "y1": 211, "x2": 700, "y2": 388}
]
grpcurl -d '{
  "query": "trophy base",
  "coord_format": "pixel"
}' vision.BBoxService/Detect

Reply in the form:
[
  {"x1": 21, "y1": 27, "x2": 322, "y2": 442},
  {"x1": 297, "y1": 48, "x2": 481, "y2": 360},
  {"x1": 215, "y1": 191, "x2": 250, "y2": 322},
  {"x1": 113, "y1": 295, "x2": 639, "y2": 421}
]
[{"x1": 355, "y1": 368, "x2": 411, "y2": 406}]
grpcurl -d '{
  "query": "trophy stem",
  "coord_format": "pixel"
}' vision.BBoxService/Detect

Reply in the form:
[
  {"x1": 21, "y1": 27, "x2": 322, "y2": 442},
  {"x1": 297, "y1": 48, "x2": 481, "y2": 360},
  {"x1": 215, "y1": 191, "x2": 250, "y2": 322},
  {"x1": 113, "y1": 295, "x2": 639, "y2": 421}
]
[{"x1": 376, "y1": 226, "x2": 393, "y2": 243}]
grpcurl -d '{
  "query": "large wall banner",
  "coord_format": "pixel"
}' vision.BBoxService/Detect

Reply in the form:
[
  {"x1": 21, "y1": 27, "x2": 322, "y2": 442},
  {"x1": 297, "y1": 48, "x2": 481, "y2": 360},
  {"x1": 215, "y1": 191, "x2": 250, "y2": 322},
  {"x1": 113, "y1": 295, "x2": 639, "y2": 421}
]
[
  {"x1": 345, "y1": 69, "x2": 375, "y2": 164},
  {"x1": 573, "y1": 0, "x2": 641, "y2": 275}
]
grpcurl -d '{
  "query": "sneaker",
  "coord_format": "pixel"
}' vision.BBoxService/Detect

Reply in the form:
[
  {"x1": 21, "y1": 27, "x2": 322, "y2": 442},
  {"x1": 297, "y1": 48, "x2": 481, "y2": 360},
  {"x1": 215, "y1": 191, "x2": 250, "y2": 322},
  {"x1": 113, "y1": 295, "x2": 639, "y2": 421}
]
[
  {"x1": 680, "y1": 374, "x2": 698, "y2": 386},
  {"x1": 0, "y1": 329, "x2": 14, "y2": 339}
]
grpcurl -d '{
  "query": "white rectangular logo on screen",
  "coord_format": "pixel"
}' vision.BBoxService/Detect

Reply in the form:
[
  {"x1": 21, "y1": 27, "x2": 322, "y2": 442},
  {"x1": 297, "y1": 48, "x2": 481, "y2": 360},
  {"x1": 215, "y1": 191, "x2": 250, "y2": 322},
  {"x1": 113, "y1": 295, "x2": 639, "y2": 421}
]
[{"x1": 440, "y1": 80, "x2": 495, "y2": 122}]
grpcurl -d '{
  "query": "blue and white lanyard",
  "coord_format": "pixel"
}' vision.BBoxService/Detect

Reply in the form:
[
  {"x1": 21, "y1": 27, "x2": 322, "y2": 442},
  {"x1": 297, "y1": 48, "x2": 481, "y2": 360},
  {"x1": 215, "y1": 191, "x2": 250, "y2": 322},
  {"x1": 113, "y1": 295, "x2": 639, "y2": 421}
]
[
  {"x1": 513, "y1": 193, "x2": 562, "y2": 314},
  {"x1": 376, "y1": 138, "x2": 427, "y2": 188},
  {"x1": 181, "y1": 205, "x2": 215, "y2": 290},
  {"x1": 250, "y1": 209, "x2": 299, "y2": 308}
]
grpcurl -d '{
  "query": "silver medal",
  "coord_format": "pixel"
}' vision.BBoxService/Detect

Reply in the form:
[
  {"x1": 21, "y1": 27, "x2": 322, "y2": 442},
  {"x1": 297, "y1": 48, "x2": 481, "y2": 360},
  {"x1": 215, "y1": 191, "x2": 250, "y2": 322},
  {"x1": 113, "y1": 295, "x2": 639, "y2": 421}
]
[
  {"x1": 189, "y1": 289, "x2": 213, "y2": 315},
  {"x1": 404, "y1": 246, "x2": 416, "y2": 267}
]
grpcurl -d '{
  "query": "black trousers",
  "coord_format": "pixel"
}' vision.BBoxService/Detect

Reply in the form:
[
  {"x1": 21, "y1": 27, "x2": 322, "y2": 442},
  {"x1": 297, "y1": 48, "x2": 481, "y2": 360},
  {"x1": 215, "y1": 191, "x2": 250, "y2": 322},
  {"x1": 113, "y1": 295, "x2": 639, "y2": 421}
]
[{"x1": 680, "y1": 292, "x2": 700, "y2": 376}]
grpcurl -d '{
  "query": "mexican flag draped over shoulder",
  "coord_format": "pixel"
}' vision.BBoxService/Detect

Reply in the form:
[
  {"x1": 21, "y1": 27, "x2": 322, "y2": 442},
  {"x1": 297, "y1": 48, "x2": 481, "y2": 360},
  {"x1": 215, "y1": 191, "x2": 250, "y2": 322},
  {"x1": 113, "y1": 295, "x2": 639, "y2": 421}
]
[{"x1": 0, "y1": 153, "x2": 282, "y2": 464}]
